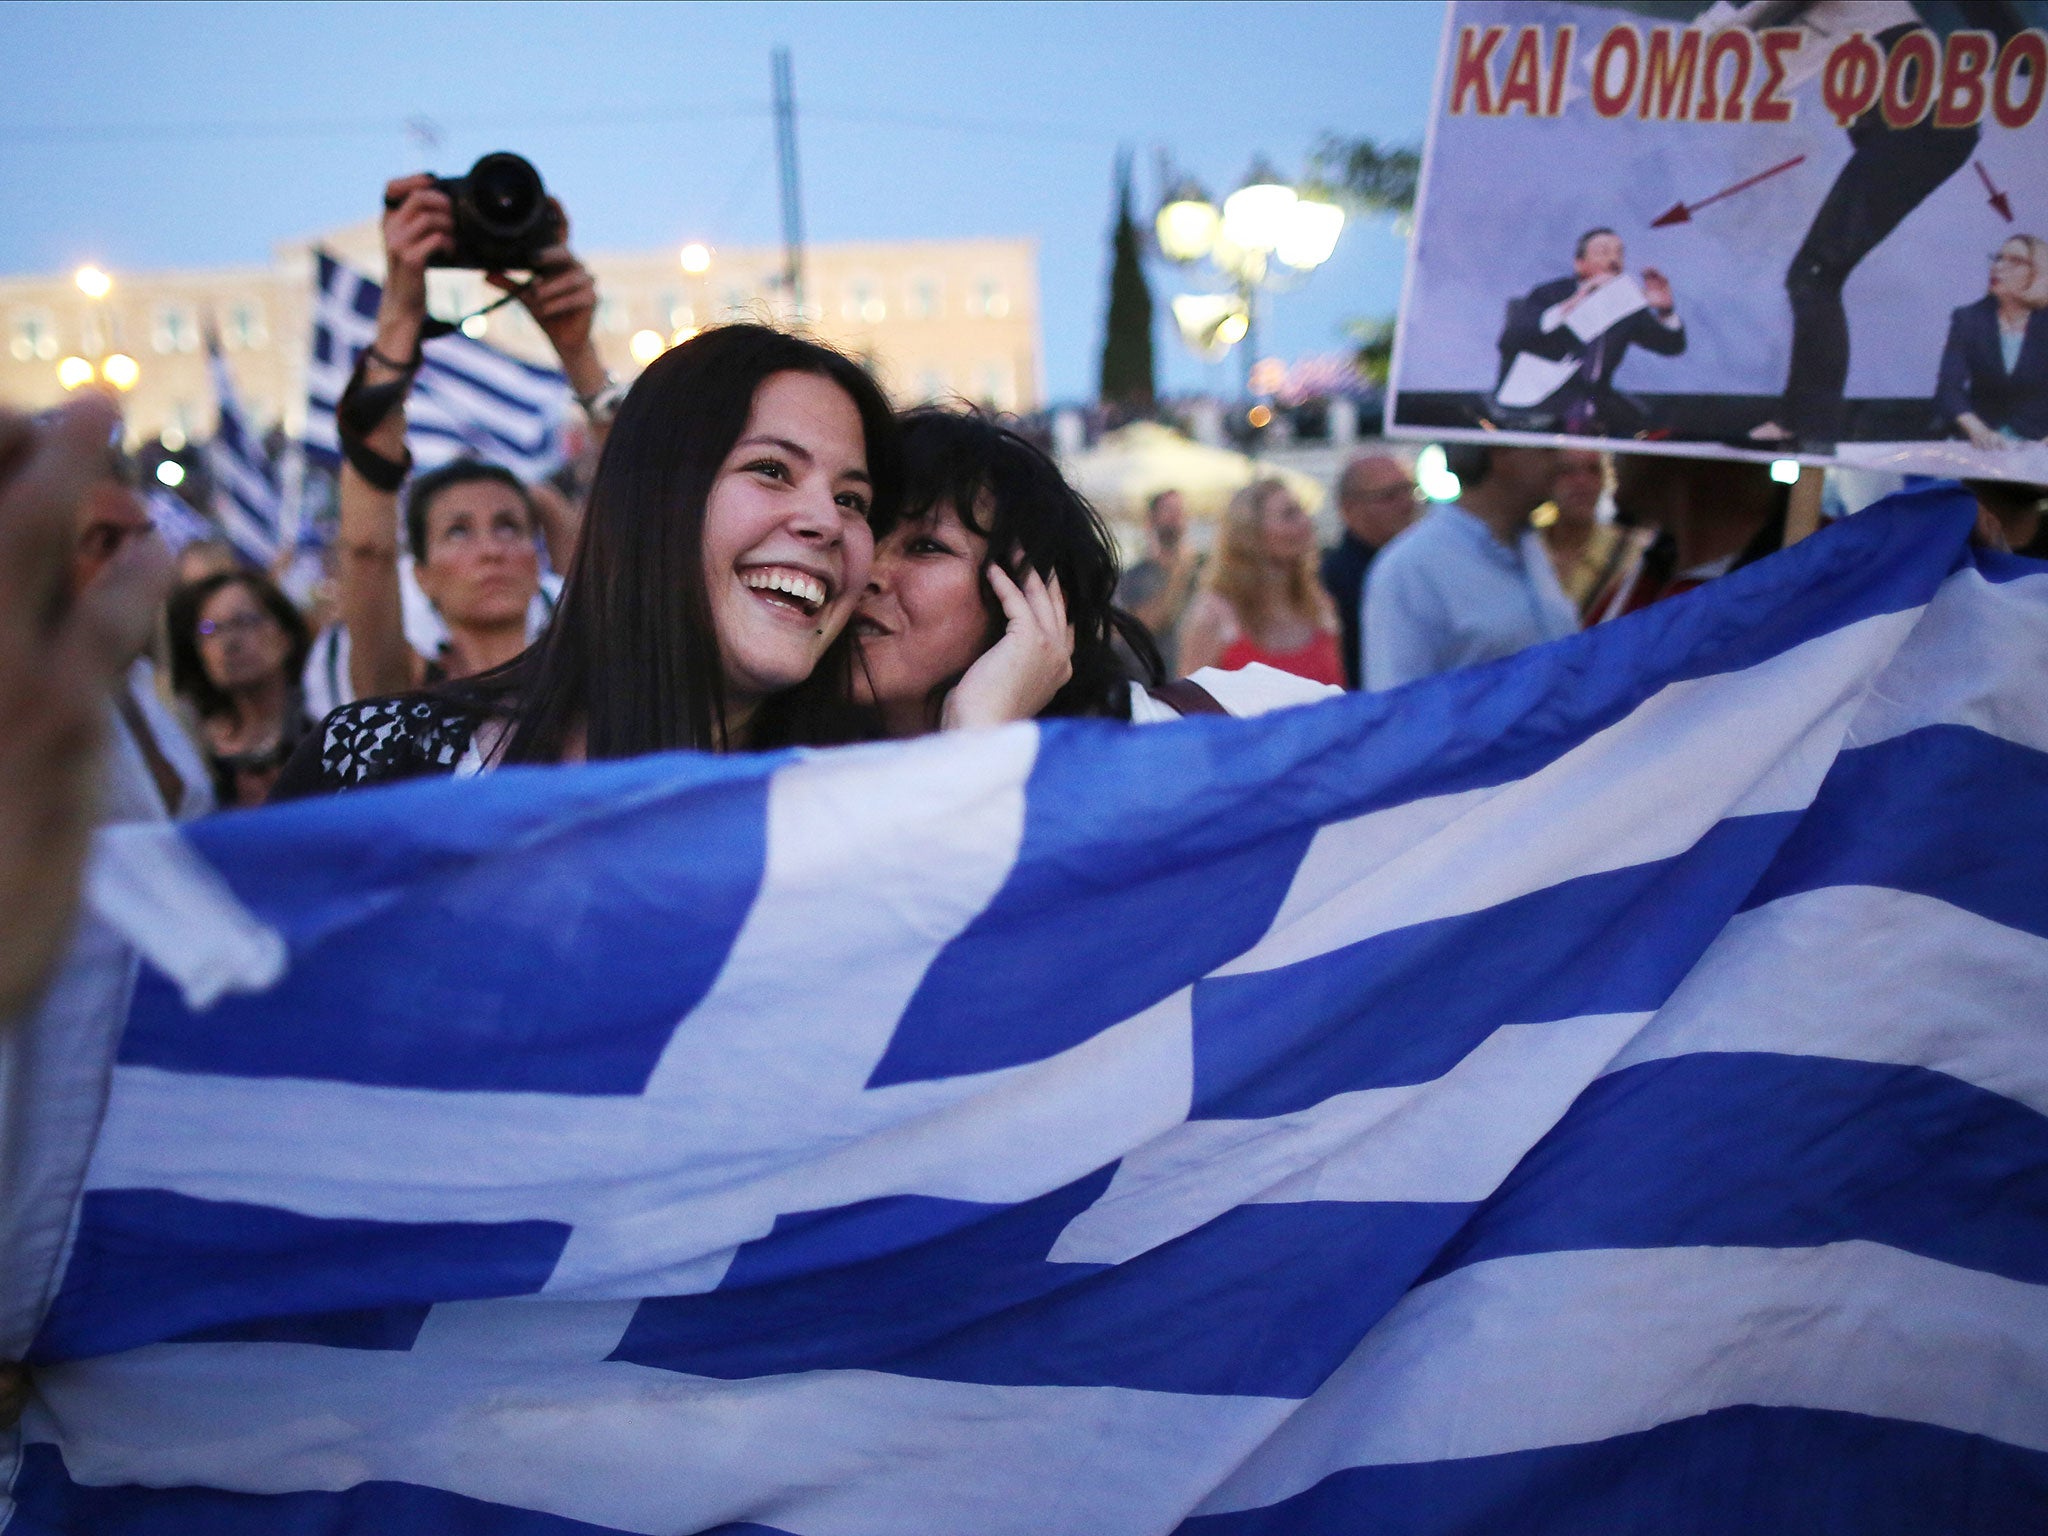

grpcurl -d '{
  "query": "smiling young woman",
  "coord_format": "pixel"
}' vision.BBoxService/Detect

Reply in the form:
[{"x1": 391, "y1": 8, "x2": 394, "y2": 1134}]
[{"x1": 274, "y1": 324, "x2": 902, "y2": 796}]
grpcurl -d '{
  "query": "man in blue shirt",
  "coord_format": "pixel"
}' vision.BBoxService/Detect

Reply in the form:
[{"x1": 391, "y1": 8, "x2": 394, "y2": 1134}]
[{"x1": 1363, "y1": 444, "x2": 1578, "y2": 690}]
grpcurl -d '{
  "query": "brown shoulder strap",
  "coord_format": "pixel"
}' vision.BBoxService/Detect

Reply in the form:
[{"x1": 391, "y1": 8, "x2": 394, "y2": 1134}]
[{"x1": 1146, "y1": 679, "x2": 1229, "y2": 717}]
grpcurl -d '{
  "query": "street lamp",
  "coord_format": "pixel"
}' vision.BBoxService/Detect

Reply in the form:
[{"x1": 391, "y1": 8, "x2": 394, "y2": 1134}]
[
  {"x1": 1154, "y1": 162, "x2": 1346, "y2": 395},
  {"x1": 60, "y1": 265, "x2": 140, "y2": 394}
]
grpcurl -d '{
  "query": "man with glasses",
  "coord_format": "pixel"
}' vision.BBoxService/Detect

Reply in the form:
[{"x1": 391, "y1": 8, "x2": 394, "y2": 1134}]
[{"x1": 1320, "y1": 451, "x2": 1420, "y2": 689}]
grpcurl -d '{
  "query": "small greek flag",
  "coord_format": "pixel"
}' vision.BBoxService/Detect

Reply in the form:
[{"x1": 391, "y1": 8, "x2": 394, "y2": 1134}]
[
  {"x1": 204, "y1": 339, "x2": 284, "y2": 565},
  {"x1": 304, "y1": 251, "x2": 570, "y2": 484}
]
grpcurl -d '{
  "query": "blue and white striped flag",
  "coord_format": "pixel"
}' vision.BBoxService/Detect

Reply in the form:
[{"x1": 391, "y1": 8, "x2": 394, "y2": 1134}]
[
  {"x1": 304, "y1": 251, "x2": 570, "y2": 483},
  {"x1": 204, "y1": 339, "x2": 283, "y2": 566},
  {"x1": 5, "y1": 488, "x2": 2044, "y2": 1533},
  {"x1": 141, "y1": 486, "x2": 217, "y2": 556}
]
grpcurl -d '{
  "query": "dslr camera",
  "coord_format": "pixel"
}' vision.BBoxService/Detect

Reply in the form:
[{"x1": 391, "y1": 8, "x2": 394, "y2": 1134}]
[{"x1": 395, "y1": 152, "x2": 561, "y2": 270}]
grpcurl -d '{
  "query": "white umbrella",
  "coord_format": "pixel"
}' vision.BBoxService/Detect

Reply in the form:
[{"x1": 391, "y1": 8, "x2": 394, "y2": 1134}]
[{"x1": 1063, "y1": 421, "x2": 1326, "y2": 526}]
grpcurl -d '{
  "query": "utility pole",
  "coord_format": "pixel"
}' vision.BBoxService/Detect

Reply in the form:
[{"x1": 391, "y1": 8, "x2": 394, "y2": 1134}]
[{"x1": 772, "y1": 47, "x2": 806, "y2": 319}]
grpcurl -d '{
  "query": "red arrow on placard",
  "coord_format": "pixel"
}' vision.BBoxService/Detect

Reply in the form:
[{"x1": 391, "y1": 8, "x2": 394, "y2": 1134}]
[
  {"x1": 1651, "y1": 154, "x2": 1807, "y2": 228},
  {"x1": 1975, "y1": 160, "x2": 2014, "y2": 222}
]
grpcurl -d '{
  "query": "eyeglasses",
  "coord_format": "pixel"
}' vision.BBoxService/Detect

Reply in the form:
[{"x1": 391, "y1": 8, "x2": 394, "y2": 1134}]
[{"x1": 196, "y1": 610, "x2": 276, "y2": 639}]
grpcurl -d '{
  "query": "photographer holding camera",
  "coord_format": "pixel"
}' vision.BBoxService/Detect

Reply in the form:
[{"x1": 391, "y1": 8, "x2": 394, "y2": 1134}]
[{"x1": 335, "y1": 167, "x2": 608, "y2": 702}]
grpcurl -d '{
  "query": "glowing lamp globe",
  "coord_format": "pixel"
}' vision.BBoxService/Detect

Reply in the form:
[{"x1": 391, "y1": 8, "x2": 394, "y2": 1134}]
[
  {"x1": 1155, "y1": 197, "x2": 1221, "y2": 264},
  {"x1": 1221, "y1": 181, "x2": 1297, "y2": 255},
  {"x1": 1275, "y1": 198, "x2": 1345, "y2": 272}
]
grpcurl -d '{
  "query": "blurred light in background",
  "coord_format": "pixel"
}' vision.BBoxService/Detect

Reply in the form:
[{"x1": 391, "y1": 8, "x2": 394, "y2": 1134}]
[
  {"x1": 1417, "y1": 443, "x2": 1461, "y2": 502},
  {"x1": 1275, "y1": 198, "x2": 1346, "y2": 271}
]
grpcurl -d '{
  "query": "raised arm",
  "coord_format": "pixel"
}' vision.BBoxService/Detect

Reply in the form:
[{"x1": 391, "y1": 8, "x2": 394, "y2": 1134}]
[
  {"x1": 491, "y1": 202, "x2": 612, "y2": 453},
  {"x1": 338, "y1": 175, "x2": 450, "y2": 701}
]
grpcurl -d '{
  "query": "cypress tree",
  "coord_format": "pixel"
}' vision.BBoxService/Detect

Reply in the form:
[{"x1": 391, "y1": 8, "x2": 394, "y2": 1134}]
[{"x1": 1098, "y1": 152, "x2": 1156, "y2": 415}]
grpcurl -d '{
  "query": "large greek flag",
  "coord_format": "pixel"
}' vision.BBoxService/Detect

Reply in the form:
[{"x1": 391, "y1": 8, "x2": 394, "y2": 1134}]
[
  {"x1": 5, "y1": 489, "x2": 2044, "y2": 1532},
  {"x1": 303, "y1": 251, "x2": 570, "y2": 483}
]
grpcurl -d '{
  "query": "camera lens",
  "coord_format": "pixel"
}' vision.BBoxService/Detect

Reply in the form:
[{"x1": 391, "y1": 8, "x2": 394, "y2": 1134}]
[{"x1": 466, "y1": 153, "x2": 543, "y2": 237}]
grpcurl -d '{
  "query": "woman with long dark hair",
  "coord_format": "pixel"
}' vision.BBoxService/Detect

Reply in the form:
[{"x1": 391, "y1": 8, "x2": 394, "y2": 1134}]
[
  {"x1": 274, "y1": 323, "x2": 901, "y2": 796},
  {"x1": 165, "y1": 569, "x2": 314, "y2": 808}
]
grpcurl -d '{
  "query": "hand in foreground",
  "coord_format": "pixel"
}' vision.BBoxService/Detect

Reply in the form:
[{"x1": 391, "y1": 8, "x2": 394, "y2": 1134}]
[
  {"x1": 0, "y1": 397, "x2": 172, "y2": 1023},
  {"x1": 941, "y1": 566, "x2": 1074, "y2": 731}
]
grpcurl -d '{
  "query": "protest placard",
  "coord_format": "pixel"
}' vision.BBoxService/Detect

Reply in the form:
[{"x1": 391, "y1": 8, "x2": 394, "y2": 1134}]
[{"x1": 1387, "y1": 0, "x2": 2048, "y2": 483}]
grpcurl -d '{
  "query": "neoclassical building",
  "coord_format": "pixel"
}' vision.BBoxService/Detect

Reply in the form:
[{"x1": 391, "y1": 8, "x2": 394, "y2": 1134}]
[{"x1": 1, "y1": 222, "x2": 1041, "y2": 446}]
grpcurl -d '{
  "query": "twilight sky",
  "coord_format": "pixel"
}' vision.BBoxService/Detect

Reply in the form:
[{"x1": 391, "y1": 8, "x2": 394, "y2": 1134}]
[{"x1": 1, "y1": 0, "x2": 1445, "y2": 401}]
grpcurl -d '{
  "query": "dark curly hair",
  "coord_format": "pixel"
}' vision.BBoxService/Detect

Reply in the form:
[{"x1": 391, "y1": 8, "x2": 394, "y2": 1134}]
[{"x1": 884, "y1": 407, "x2": 1162, "y2": 721}]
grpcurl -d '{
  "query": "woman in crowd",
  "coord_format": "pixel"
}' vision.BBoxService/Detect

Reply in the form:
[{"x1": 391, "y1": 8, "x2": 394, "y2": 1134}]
[
  {"x1": 275, "y1": 320, "x2": 899, "y2": 794},
  {"x1": 165, "y1": 569, "x2": 313, "y2": 808},
  {"x1": 333, "y1": 174, "x2": 589, "y2": 707},
  {"x1": 851, "y1": 410, "x2": 1338, "y2": 735},
  {"x1": 1938, "y1": 233, "x2": 2048, "y2": 451},
  {"x1": 1174, "y1": 479, "x2": 1345, "y2": 686}
]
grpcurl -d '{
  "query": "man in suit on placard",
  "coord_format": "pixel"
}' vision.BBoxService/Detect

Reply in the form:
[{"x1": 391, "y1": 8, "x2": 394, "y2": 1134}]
[{"x1": 1493, "y1": 228, "x2": 1687, "y2": 436}]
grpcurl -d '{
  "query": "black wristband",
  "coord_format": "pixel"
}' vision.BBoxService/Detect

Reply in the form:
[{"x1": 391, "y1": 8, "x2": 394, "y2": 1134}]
[
  {"x1": 337, "y1": 355, "x2": 413, "y2": 492},
  {"x1": 341, "y1": 431, "x2": 411, "y2": 494},
  {"x1": 363, "y1": 341, "x2": 421, "y2": 373}
]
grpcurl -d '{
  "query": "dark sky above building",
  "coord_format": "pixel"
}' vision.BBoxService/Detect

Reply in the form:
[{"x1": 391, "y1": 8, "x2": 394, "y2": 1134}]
[{"x1": 2, "y1": 0, "x2": 1446, "y2": 400}]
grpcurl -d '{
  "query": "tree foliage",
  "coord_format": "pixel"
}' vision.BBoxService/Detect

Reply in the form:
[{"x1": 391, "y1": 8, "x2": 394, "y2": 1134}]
[
  {"x1": 1307, "y1": 133, "x2": 1421, "y2": 215},
  {"x1": 1098, "y1": 151, "x2": 1156, "y2": 414}
]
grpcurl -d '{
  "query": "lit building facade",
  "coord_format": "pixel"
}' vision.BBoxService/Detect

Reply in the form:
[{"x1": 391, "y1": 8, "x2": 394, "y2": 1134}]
[{"x1": 0, "y1": 225, "x2": 1042, "y2": 446}]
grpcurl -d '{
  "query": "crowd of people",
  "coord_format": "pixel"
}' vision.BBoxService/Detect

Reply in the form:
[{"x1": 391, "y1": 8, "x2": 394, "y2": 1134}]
[
  {"x1": 1, "y1": 165, "x2": 2041, "y2": 1444},
  {"x1": 11, "y1": 167, "x2": 2045, "y2": 850}
]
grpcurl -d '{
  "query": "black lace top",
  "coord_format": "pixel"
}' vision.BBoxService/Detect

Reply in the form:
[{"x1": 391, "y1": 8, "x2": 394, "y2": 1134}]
[{"x1": 269, "y1": 694, "x2": 485, "y2": 800}]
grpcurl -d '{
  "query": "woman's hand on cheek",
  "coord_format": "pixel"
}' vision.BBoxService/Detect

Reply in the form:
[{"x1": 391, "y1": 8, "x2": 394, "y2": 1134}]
[{"x1": 938, "y1": 565, "x2": 1074, "y2": 731}]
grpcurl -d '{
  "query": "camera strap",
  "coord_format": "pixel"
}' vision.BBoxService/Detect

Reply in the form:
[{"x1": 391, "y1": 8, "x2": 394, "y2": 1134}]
[{"x1": 419, "y1": 275, "x2": 541, "y2": 341}]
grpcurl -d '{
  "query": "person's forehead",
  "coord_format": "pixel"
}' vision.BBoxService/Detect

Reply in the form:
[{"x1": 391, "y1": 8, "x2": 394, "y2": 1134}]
[
  {"x1": 1348, "y1": 454, "x2": 1410, "y2": 487},
  {"x1": 202, "y1": 580, "x2": 260, "y2": 615},
  {"x1": 429, "y1": 479, "x2": 528, "y2": 521}
]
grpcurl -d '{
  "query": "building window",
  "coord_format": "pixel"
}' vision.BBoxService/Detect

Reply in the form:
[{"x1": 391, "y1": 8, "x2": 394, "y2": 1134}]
[
  {"x1": 9, "y1": 308, "x2": 58, "y2": 362},
  {"x1": 906, "y1": 277, "x2": 941, "y2": 320},
  {"x1": 969, "y1": 279, "x2": 1011, "y2": 319},
  {"x1": 151, "y1": 304, "x2": 200, "y2": 355},
  {"x1": 223, "y1": 300, "x2": 268, "y2": 350}
]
